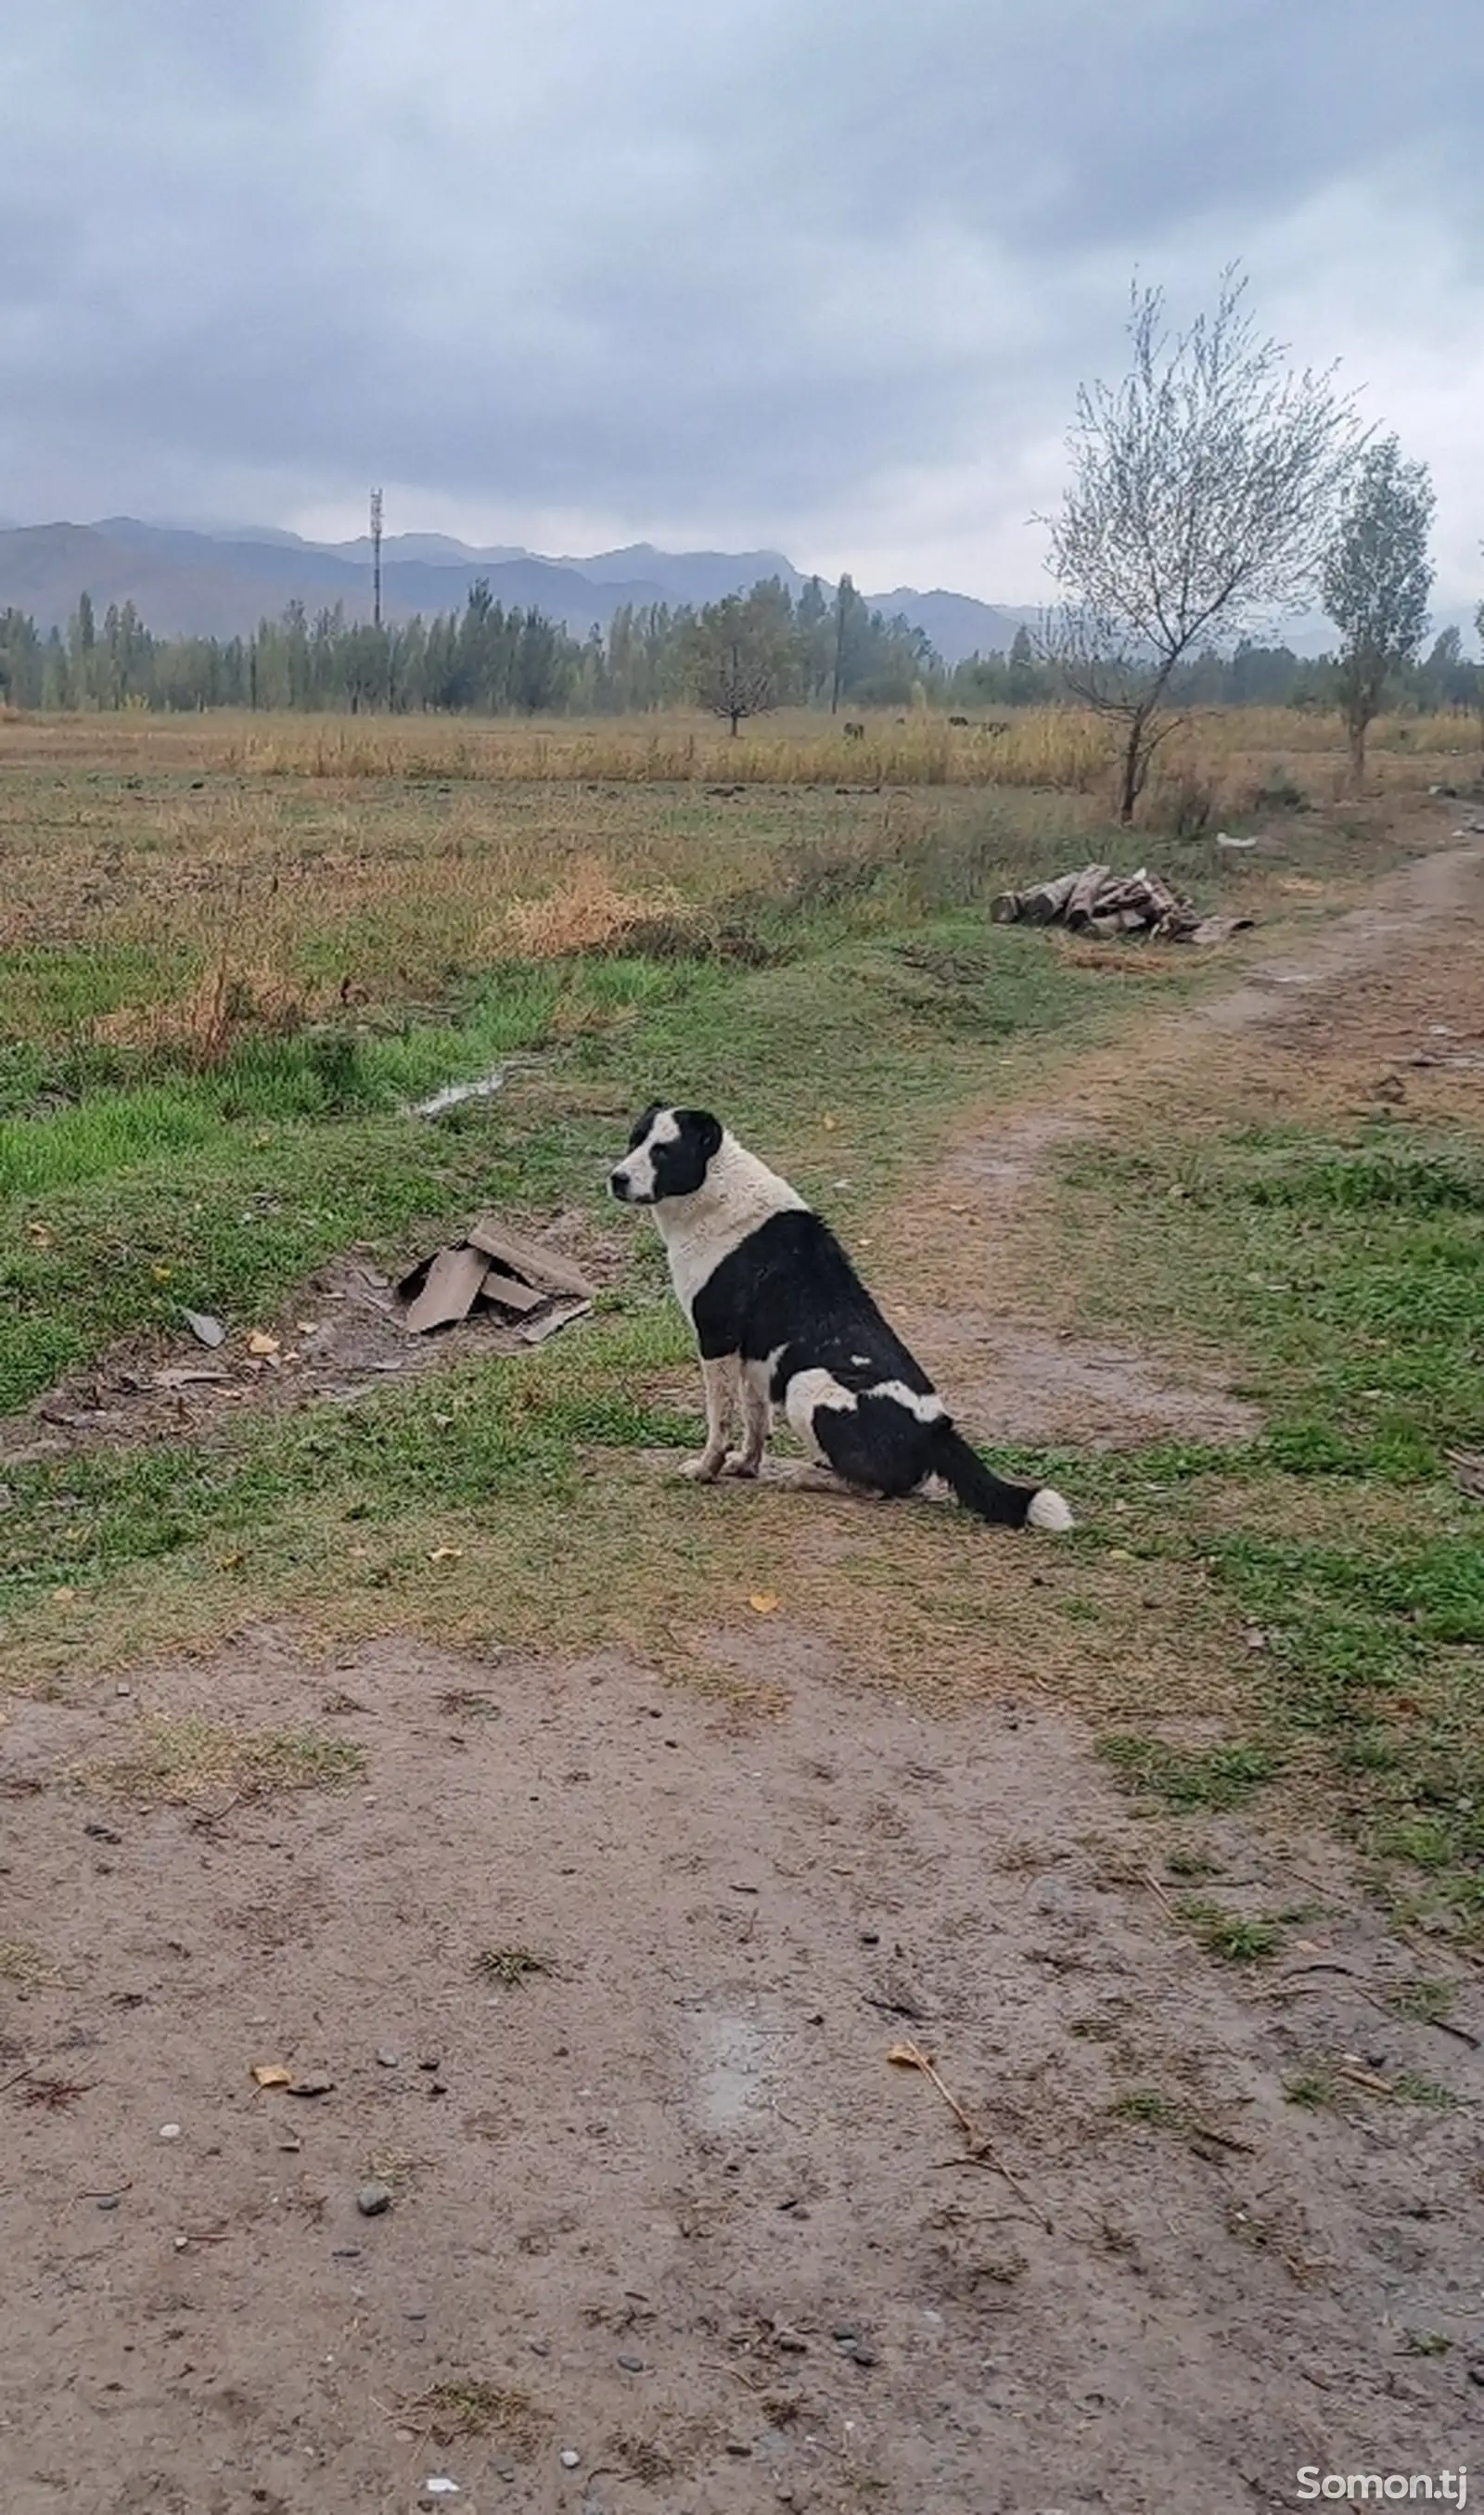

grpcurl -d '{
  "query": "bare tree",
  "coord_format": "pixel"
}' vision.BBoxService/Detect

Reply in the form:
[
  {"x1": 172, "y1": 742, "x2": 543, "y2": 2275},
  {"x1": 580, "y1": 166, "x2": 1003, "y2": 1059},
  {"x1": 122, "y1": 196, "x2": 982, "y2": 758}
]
[
  {"x1": 1042, "y1": 269, "x2": 1365, "y2": 823},
  {"x1": 1321, "y1": 436, "x2": 1435, "y2": 786}
]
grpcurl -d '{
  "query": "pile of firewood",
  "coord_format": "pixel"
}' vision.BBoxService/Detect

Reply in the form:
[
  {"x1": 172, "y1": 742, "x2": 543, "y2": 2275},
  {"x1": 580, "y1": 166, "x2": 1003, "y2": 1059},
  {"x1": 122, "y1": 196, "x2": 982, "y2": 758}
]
[{"x1": 991, "y1": 863, "x2": 1250, "y2": 946}]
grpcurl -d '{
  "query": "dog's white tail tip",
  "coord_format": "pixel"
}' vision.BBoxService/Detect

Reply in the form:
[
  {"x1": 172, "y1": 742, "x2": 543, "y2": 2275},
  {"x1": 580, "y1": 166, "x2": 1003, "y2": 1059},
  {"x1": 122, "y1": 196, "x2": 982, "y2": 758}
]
[{"x1": 1028, "y1": 1486, "x2": 1074, "y2": 1533}]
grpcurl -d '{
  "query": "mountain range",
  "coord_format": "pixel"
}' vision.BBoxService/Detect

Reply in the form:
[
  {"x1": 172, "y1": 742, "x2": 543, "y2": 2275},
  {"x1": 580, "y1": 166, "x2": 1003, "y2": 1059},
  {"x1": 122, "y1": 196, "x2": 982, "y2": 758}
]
[
  {"x1": 0, "y1": 516, "x2": 1472, "y2": 664},
  {"x1": 0, "y1": 518, "x2": 1029, "y2": 664}
]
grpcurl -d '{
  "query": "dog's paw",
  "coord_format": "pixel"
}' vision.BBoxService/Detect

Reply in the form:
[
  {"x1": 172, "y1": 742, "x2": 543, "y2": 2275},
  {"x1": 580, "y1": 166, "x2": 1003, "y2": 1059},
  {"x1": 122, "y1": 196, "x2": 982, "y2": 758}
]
[
  {"x1": 721, "y1": 1451, "x2": 761, "y2": 1480},
  {"x1": 679, "y1": 1453, "x2": 724, "y2": 1482}
]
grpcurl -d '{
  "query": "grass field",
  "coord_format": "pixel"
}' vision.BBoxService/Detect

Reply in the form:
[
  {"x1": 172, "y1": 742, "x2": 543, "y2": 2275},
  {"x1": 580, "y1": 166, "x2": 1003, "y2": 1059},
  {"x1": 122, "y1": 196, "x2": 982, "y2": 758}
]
[{"x1": 2, "y1": 701, "x2": 1481, "y2": 1940}]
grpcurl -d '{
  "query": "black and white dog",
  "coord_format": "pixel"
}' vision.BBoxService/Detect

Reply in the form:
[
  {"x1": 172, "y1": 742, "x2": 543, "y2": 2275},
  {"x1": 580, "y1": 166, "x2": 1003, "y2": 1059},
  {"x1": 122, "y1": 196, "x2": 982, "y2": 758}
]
[{"x1": 609, "y1": 1103, "x2": 1073, "y2": 1532}]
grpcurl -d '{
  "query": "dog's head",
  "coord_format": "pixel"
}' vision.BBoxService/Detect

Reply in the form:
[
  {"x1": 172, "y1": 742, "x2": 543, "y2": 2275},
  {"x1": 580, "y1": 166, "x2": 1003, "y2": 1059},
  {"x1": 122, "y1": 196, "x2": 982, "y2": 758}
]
[{"x1": 609, "y1": 1103, "x2": 724, "y2": 1205}]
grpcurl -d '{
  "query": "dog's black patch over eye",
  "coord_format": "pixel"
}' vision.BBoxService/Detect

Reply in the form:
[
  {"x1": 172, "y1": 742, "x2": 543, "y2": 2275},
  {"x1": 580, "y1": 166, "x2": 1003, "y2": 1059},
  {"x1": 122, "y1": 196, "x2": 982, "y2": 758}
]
[
  {"x1": 653, "y1": 1109, "x2": 723, "y2": 1197},
  {"x1": 628, "y1": 1099, "x2": 665, "y2": 1150}
]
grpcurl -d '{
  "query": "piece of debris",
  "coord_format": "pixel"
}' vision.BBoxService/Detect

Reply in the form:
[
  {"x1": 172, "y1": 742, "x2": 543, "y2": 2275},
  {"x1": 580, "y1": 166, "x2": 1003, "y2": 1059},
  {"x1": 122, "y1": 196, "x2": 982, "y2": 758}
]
[
  {"x1": 247, "y1": 1330, "x2": 280, "y2": 1357},
  {"x1": 249, "y1": 2063, "x2": 293, "y2": 2090},
  {"x1": 396, "y1": 1215, "x2": 596, "y2": 1338},
  {"x1": 887, "y1": 2039, "x2": 1052, "y2": 2229},
  {"x1": 991, "y1": 863, "x2": 1252, "y2": 944},
  {"x1": 518, "y1": 1299, "x2": 593, "y2": 1346},
  {"x1": 181, "y1": 1308, "x2": 226, "y2": 1348},
  {"x1": 357, "y1": 2179, "x2": 394, "y2": 2216}
]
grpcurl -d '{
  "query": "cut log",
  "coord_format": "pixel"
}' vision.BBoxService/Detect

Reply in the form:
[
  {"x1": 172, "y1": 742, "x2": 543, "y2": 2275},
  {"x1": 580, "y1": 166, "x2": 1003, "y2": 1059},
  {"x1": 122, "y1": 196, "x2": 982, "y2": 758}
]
[
  {"x1": 1064, "y1": 864, "x2": 1112, "y2": 929},
  {"x1": 403, "y1": 1244, "x2": 490, "y2": 1332},
  {"x1": 465, "y1": 1216, "x2": 595, "y2": 1298},
  {"x1": 1018, "y1": 871, "x2": 1081, "y2": 926}
]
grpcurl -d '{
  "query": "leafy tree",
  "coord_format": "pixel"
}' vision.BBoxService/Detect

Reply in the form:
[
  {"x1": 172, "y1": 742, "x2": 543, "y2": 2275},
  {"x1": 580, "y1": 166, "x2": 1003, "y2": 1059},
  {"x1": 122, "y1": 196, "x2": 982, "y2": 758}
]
[
  {"x1": 1321, "y1": 435, "x2": 1435, "y2": 782},
  {"x1": 1043, "y1": 266, "x2": 1364, "y2": 821},
  {"x1": 685, "y1": 583, "x2": 794, "y2": 734}
]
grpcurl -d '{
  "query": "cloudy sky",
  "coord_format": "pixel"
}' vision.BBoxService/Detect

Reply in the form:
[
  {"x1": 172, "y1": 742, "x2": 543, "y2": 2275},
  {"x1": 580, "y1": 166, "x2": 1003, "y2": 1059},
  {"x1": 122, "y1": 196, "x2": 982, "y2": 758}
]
[{"x1": 2, "y1": 0, "x2": 1481, "y2": 604}]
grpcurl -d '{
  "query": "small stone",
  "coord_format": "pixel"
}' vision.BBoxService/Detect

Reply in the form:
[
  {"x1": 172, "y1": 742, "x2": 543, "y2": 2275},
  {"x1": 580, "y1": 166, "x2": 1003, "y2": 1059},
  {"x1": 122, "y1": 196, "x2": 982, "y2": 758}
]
[
  {"x1": 724, "y1": 2441, "x2": 752, "y2": 2457},
  {"x1": 159, "y1": 2123, "x2": 182, "y2": 2140},
  {"x1": 97, "y1": 2195, "x2": 120, "y2": 2212},
  {"x1": 559, "y1": 2447, "x2": 582, "y2": 2470},
  {"x1": 775, "y1": 2332, "x2": 808, "y2": 2355},
  {"x1": 830, "y1": 2321, "x2": 857, "y2": 2342},
  {"x1": 859, "y1": 1930, "x2": 880, "y2": 1946},
  {"x1": 417, "y1": 2057, "x2": 441, "y2": 2072},
  {"x1": 528, "y1": 2339, "x2": 549, "y2": 2356},
  {"x1": 405, "y1": 2308, "x2": 428, "y2": 2321},
  {"x1": 288, "y1": 2072, "x2": 334, "y2": 2098},
  {"x1": 617, "y1": 2353, "x2": 645, "y2": 2372},
  {"x1": 356, "y1": 2180, "x2": 393, "y2": 2217},
  {"x1": 376, "y1": 2048, "x2": 401, "y2": 2068},
  {"x1": 851, "y1": 2344, "x2": 877, "y2": 2367},
  {"x1": 1468, "y1": 2363, "x2": 1484, "y2": 2388},
  {"x1": 117, "y1": 1682, "x2": 133, "y2": 1697}
]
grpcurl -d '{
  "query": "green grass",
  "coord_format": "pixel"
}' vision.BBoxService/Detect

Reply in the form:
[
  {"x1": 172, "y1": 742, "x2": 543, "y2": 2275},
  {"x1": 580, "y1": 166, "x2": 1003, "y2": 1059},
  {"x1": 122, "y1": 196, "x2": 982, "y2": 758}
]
[
  {"x1": 1045, "y1": 1122, "x2": 1484, "y2": 1939},
  {"x1": 1, "y1": 897, "x2": 1171, "y2": 1416},
  {"x1": 1098, "y1": 1734, "x2": 1278, "y2": 1812},
  {"x1": 1175, "y1": 1901, "x2": 1282, "y2": 1964}
]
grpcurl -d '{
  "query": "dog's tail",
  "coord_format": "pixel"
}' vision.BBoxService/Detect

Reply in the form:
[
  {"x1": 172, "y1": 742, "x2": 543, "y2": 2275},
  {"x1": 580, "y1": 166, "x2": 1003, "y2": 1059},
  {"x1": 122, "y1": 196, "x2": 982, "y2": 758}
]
[{"x1": 927, "y1": 1423, "x2": 1074, "y2": 1533}]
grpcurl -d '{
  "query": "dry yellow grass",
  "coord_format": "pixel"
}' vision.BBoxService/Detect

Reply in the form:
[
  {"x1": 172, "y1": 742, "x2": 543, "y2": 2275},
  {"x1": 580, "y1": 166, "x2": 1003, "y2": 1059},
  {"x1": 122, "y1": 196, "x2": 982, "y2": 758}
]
[{"x1": 498, "y1": 853, "x2": 699, "y2": 957}]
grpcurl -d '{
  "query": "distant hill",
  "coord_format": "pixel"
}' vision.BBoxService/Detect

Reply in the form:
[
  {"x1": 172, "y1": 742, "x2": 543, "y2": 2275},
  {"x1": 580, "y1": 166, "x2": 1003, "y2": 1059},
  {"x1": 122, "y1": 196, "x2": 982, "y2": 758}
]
[{"x1": 0, "y1": 516, "x2": 1039, "y2": 663}]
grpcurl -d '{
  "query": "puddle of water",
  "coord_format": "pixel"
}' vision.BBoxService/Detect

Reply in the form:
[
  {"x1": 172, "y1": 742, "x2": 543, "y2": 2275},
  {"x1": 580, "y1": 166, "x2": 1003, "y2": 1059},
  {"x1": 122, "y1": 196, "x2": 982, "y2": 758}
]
[
  {"x1": 412, "y1": 1066, "x2": 509, "y2": 1119},
  {"x1": 688, "y1": 2010, "x2": 773, "y2": 2132}
]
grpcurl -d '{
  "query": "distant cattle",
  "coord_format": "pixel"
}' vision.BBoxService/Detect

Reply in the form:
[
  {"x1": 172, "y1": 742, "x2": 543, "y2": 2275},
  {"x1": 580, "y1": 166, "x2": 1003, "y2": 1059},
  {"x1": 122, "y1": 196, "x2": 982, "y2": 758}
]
[{"x1": 843, "y1": 721, "x2": 865, "y2": 740}]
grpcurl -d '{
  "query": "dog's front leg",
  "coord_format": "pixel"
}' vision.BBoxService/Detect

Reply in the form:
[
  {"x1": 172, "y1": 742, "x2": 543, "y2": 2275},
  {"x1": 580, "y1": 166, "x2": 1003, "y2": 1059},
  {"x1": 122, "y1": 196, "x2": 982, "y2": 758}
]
[
  {"x1": 681, "y1": 1355, "x2": 738, "y2": 1482},
  {"x1": 723, "y1": 1367, "x2": 771, "y2": 1478}
]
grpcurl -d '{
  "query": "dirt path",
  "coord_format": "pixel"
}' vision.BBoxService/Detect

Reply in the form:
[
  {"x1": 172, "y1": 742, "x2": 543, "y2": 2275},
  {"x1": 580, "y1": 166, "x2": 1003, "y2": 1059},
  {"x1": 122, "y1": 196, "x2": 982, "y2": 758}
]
[
  {"x1": 4, "y1": 831, "x2": 1483, "y2": 2515},
  {"x1": 3, "y1": 1636, "x2": 1480, "y2": 2515},
  {"x1": 894, "y1": 823, "x2": 1484, "y2": 1450}
]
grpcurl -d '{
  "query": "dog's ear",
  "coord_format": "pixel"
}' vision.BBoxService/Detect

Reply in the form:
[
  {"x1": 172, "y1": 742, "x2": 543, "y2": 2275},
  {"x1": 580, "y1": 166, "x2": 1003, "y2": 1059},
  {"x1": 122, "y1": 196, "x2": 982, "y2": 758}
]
[
  {"x1": 628, "y1": 1099, "x2": 665, "y2": 1148},
  {"x1": 681, "y1": 1110, "x2": 723, "y2": 1163}
]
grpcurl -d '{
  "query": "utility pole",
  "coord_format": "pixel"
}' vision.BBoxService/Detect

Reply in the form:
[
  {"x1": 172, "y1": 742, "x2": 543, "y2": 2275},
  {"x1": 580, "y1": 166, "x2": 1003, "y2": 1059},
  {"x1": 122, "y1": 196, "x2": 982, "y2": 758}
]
[{"x1": 370, "y1": 487, "x2": 384, "y2": 631}]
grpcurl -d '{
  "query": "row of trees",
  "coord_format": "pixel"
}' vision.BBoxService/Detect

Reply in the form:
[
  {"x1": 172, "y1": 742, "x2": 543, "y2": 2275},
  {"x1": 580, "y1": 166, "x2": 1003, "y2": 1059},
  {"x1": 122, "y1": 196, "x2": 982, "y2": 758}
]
[
  {"x1": 3, "y1": 571, "x2": 1478, "y2": 736},
  {"x1": 0, "y1": 574, "x2": 937, "y2": 721}
]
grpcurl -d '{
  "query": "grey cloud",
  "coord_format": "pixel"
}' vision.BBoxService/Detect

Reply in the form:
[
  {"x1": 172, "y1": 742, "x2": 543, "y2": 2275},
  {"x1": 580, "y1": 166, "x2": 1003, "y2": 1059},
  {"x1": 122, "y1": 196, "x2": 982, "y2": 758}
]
[{"x1": 1, "y1": 0, "x2": 1480, "y2": 596}]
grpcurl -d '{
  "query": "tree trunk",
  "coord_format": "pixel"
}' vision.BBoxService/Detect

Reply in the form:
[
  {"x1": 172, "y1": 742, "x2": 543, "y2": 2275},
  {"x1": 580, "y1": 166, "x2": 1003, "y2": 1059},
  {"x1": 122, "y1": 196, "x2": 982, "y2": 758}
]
[
  {"x1": 1119, "y1": 713, "x2": 1148, "y2": 825},
  {"x1": 1348, "y1": 716, "x2": 1367, "y2": 788},
  {"x1": 729, "y1": 710, "x2": 741, "y2": 736}
]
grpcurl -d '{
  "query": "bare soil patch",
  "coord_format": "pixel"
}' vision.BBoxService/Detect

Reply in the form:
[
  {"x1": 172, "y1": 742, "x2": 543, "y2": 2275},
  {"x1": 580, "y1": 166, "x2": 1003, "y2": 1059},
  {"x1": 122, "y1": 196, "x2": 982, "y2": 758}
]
[
  {"x1": 0, "y1": 1220, "x2": 616, "y2": 1473},
  {"x1": 3, "y1": 1630, "x2": 1479, "y2": 2515}
]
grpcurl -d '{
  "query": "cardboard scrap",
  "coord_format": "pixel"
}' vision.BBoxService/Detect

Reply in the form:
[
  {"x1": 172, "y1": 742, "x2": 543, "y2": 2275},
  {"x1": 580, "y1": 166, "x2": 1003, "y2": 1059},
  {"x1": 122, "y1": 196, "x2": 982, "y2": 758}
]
[
  {"x1": 464, "y1": 1216, "x2": 595, "y2": 1299},
  {"x1": 397, "y1": 1213, "x2": 596, "y2": 1339},
  {"x1": 403, "y1": 1245, "x2": 490, "y2": 1333}
]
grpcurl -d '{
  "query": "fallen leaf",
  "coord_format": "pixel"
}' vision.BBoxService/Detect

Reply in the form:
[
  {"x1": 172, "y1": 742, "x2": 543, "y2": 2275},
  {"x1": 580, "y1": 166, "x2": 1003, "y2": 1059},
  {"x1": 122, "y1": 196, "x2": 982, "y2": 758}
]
[
  {"x1": 51, "y1": 1585, "x2": 76, "y2": 1606},
  {"x1": 151, "y1": 1264, "x2": 174, "y2": 1282},
  {"x1": 428, "y1": 1546, "x2": 464, "y2": 1564},
  {"x1": 249, "y1": 2064, "x2": 292, "y2": 2090},
  {"x1": 822, "y1": 1114, "x2": 837, "y2": 1130},
  {"x1": 26, "y1": 1220, "x2": 55, "y2": 1246},
  {"x1": 248, "y1": 1330, "x2": 280, "y2": 1356},
  {"x1": 748, "y1": 1592, "x2": 780, "y2": 1615}
]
